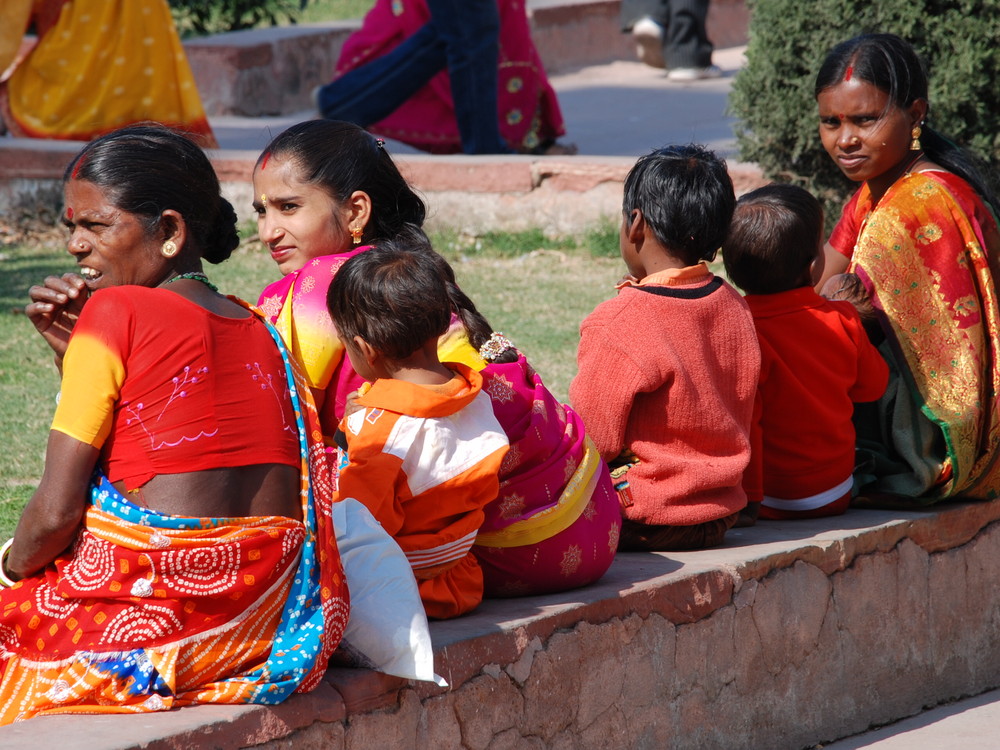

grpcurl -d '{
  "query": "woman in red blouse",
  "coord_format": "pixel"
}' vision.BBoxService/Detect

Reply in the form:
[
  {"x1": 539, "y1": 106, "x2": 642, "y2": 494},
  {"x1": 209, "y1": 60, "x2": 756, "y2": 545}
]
[{"x1": 0, "y1": 126, "x2": 348, "y2": 724}]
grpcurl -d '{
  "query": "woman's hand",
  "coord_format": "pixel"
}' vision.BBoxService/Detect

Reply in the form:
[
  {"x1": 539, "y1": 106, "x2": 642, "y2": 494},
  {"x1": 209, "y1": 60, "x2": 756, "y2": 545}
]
[
  {"x1": 813, "y1": 242, "x2": 851, "y2": 293},
  {"x1": 25, "y1": 274, "x2": 89, "y2": 367},
  {"x1": 343, "y1": 383, "x2": 371, "y2": 419}
]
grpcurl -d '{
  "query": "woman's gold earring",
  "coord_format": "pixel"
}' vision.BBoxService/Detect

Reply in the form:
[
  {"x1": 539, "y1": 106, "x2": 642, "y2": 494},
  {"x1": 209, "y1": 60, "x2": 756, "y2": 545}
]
[
  {"x1": 162, "y1": 240, "x2": 179, "y2": 258},
  {"x1": 351, "y1": 227, "x2": 363, "y2": 245},
  {"x1": 910, "y1": 124, "x2": 922, "y2": 151}
]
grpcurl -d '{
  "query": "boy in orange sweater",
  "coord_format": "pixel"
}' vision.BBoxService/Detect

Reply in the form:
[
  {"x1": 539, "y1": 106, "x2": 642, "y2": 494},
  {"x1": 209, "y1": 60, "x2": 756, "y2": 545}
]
[
  {"x1": 327, "y1": 242, "x2": 508, "y2": 618},
  {"x1": 570, "y1": 144, "x2": 760, "y2": 551},
  {"x1": 723, "y1": 183, "x2": 888, "y2": 518}
]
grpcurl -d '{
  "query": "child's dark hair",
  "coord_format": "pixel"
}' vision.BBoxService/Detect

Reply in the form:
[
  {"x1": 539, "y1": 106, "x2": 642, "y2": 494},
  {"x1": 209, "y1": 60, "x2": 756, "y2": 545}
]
[
  {"x1": 622, "y1": 144, "x2": 736, "y2": 265},
  {"x1": 327, "y1": 239, "x2": 451, "y2": 361},
  {"x1": 815, "y1": 33, "x2": 999, "y2": 214},
  {"x1": 723, "y1": 184, "x2": 824, "y2": 295},
  {"x1": 385, "y1": 225, "x2": 519, "y2": 364},
  {"x1": 257, "y1": 120, "x2": 427, "y2": 246}
]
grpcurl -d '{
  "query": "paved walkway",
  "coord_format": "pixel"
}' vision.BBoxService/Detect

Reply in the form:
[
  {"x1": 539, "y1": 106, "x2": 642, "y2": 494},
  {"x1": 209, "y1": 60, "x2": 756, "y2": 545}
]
[
  {"x1": 208, "y1": 46, "x2": 746, "y2": 159},
  {"x1": 821, "y1": 689, "x2": 1000, "y2": 749}
]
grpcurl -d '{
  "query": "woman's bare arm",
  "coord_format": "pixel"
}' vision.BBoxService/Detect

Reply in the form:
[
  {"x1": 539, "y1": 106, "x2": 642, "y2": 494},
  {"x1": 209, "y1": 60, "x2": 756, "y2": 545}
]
[
  {"x1": 6, "y1": 431, "x2": 98, "y2": 580},
  {"x1": 814, "y1": 242, "x2": 851, "y2": 293}
]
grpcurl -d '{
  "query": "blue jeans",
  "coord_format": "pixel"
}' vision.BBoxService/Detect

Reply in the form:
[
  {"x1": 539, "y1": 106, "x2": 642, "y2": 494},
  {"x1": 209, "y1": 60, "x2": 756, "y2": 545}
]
[{"x1": 316, "y1": 0, "x2": 511, "y2": 154}]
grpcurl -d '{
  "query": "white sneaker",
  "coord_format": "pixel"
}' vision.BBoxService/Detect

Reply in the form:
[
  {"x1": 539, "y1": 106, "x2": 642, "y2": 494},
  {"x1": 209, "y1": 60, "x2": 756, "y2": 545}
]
[
  {"x1": 632, "y1": 17, "x2": 666, "y2": 69},
  {"x1": 667, "y1": 64, "x2": 723, "y2": 82}
]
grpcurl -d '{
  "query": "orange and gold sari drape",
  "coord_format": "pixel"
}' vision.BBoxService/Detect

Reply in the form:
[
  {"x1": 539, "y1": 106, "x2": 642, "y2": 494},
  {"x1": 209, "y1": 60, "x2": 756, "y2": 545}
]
[{"x1": 850, "y1": 171, "x2": 1000, "y2": 500}]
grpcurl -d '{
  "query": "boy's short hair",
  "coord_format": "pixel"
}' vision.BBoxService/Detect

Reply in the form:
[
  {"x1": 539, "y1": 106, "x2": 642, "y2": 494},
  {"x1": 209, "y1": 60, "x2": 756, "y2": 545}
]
[
  {"x1": 622, "y1": 144, "x2": 736, "y2": 266},
  {"x1": 723, "y1": 183, "x2": 824, "y2": 295},
  {"x1": 326, "y1": 240, "x2": 451, "y2": 361}
]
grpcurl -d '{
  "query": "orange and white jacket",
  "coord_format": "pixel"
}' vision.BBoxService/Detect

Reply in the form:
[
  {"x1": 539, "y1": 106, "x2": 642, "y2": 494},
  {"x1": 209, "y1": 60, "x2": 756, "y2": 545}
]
[{"x1": 337, "y1": 364, "x2": 508, "y2": 619}]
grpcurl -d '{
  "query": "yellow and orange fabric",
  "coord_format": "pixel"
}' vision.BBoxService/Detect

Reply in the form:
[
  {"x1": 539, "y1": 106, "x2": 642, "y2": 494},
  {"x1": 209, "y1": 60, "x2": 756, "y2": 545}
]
[{"x1": 0, "y1": 0, "x2": 216, "y2": 146}]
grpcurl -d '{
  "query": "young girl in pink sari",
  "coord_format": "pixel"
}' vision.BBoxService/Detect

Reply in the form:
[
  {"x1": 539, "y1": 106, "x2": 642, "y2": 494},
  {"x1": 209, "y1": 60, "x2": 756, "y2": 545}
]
[
  {"x1": 254, "y1": 120, "x2": 428, "y2": 446},
  {"x1": 254, "y1": 120, "x2": 617, "y2": 595},
  {"x1": 419, "y1": 245, "x2": 620, "y2": 596}
]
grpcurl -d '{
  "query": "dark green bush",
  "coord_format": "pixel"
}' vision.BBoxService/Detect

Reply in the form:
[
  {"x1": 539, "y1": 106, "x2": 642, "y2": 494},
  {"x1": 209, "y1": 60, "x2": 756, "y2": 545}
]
[
  {"x1": 729, "y1": 0, "x2": 1000, "y2": 223},
  {"x1": 169, "y1": 0, "x2": 307, "y2": 36}
]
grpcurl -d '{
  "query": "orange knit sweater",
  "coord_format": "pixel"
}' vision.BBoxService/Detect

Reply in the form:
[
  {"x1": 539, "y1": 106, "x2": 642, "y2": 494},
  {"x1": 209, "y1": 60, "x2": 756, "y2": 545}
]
[{"x1": 570, "y1": 269, "x2": 760, "y2": 526}]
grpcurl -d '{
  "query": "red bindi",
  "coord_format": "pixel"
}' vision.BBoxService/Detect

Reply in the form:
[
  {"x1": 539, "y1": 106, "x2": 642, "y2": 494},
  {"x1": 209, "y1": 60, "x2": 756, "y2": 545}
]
[
  {"x1": 844, "y1": 65, "x2": 853, "y2": 82},
  {"x1": 260, "y1": 152, "x2": 271, "y2": 171},
  {"x1": 66, "y1": 207, "x2": 73, "y2": 220}
]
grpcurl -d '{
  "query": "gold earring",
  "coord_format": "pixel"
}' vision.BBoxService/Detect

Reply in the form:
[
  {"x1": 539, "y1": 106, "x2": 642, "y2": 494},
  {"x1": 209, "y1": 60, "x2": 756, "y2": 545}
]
[
  {"x1": 351, "y1": 226, "x2": 363, "y2": 245},
  {"x1": 910, "y1": 124, "x2": 922, "y2": 151},
  {"x1": 161, "y1": 240, "x2": 179, "y2": 258}
]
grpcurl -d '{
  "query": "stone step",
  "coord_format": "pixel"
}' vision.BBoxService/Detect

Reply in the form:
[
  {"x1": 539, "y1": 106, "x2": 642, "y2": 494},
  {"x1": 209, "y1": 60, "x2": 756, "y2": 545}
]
[
  {"x1": 0, "y1": 44, "x2": 762, "y2": 237},
  {"x1": 3, "y1": 500, "x2": 1000, "y2": 748}
]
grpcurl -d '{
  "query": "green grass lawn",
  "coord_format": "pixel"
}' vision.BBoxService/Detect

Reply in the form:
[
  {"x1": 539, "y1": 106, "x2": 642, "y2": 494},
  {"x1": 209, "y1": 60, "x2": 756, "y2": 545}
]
[
  {"x1": 298, "y1": 0, "x2": 375, "y2": 23},
  {"x1": 0, "y1": 228, "x2": 623, "y2": 538}
]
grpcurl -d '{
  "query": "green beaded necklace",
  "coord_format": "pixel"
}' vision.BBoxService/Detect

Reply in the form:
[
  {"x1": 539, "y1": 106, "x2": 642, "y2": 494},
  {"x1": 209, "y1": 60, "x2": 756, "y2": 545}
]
[{"x1": 166, "y1": 272, "x2": 218, "y2": 293}]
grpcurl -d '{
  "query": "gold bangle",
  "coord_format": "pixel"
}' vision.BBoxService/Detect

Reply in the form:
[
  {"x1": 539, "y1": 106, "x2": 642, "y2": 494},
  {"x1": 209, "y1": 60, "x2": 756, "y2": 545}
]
[{"x1": 0, "y1": 538, "x2": 17, "y2": 588}]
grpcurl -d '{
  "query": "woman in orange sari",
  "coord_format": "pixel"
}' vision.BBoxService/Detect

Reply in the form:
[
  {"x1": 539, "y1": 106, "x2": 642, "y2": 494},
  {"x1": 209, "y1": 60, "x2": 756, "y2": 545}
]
[
  {"x1": 1, "y1": 126, "x2": 347, "y2": 724},
  {"x1": 0, "y1": 0, "x2": 216, "y2": 146},
  {"x1": 815, "y1": 33, "x2": 1000, "y2": 502}
]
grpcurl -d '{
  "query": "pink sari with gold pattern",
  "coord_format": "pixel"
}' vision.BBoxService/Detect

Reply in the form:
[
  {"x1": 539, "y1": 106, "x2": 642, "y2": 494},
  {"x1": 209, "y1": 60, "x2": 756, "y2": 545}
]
[{"x1": 472, "y1": 355, "x2": 620, "y2": 596}]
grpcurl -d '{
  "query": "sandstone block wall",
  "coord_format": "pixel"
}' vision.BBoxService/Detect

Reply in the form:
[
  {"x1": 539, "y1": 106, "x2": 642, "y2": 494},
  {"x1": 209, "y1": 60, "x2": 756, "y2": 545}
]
[
  {"x1": 7, "y1": 504, "x2": 1000, "y2": 749},
  {"x1": 259, "y1": 504, "x2": 1000, "y2": 750}
]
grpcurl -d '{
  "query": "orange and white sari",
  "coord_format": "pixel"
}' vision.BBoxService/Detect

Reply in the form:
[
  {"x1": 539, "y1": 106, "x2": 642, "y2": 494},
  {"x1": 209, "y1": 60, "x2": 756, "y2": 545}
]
[{"x1": 0, "y1": 310, "x2": 349, "y2": 724}]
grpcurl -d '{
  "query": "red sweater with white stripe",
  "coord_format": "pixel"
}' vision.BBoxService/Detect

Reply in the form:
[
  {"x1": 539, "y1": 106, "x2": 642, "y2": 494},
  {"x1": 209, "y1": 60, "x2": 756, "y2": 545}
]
[
  {"x1": 570, "y1": 266, "x2": 760, "y2": 526},
  {"x1": 742, "y1": 287, "x2": 888, "y2": 505},
  {"x1": 336, "y1": 364, "x2": 508, "y2": 618}
]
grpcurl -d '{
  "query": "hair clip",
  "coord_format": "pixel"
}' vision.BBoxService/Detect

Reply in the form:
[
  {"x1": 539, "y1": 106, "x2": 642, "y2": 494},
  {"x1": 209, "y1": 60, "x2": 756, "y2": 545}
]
[
  {"x1": 479, "y1": 332, "x2": 514, "y2": 362},
  {"x1": 375, "y1": 138, "x2": 385, "y2": 149}
]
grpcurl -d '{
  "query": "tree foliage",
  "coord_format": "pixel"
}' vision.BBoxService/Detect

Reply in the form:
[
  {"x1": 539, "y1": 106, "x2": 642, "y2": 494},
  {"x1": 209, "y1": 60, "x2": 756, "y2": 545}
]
[
  {"x1": 729, "y1": 0, "x2": 1000, "y2": 223},
  {"x1": 169, "y1": 0, "x2": 308, "y2": 36}
]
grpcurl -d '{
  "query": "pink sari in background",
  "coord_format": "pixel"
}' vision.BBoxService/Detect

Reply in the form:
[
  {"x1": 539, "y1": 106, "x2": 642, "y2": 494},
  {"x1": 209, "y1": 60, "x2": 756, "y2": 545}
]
[
  {"x1": 472, "y1": 355, "x2": 620, "y2": 596},
  {"x1": 334, "y1": 0, "x2": 567, "y2": 154}
]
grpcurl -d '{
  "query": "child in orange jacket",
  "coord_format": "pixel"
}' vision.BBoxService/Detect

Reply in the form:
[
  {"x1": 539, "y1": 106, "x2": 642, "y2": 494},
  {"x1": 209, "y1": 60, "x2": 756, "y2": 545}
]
[{"x1": 327, "y1": 241, "x2": 508, "y2": 618}]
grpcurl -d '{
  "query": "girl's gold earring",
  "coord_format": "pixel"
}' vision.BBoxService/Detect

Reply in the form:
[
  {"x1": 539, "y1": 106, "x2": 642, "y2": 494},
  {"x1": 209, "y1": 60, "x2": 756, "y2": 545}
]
[
  {"x1": 910, "y1": 124, "x2": 922, "y2": 151},
  {"x1": 351, "y1": 227, "x2": 363, "y2": 245}
]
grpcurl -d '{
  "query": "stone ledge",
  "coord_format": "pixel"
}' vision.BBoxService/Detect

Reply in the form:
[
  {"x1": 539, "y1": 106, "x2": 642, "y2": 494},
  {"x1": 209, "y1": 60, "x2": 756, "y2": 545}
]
[
  {"x1": 4, "y1": 499, "x2": 999, "y2": 749},
  {"x1": 0, "y1": 143, "x2": 769, "y2": 236},
  {"x1": 184, "y1": 22, "x2": 359, "y2": 117}
]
